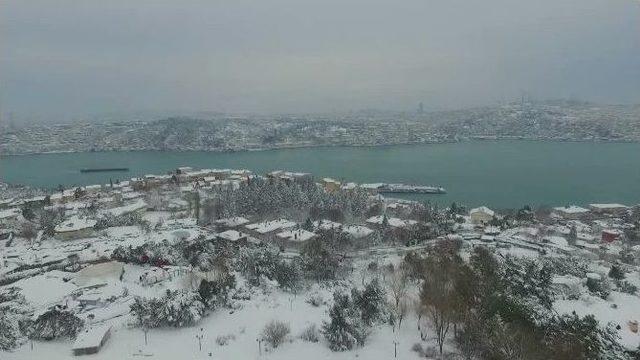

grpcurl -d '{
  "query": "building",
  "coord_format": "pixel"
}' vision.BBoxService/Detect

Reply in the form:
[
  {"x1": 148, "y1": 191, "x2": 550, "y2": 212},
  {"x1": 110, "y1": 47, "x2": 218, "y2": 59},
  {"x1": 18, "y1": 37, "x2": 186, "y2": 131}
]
[
  {"x1": 72, "y1": 325, "x2": 112, "y2": 356},
  {"x1": 0, "y1": 208, "x2": 21, "y2": 228},
  {"x1": 217, "y1": 229, "x2": 248, "y2": 243},
  {"x1": 602, "y1": 229, "x2": 622, "y2": 243},
  {"x1": 469, "y1": 206, "x2": 495, "y2": 225},
  {"x1": 553, "y1": 205, "x2": 590, "y2": 220},
  {"x1": 366, "y1": 215, "x2": 417, "y2": 228},
  {"x1": 321, "y1": 178, "x2": 341, "y2": 193},
  {"x1": 276, "y1": 229, "x2": 316, "y2": 246},
  {"x1": 214, "y1": 217, "x2": 250, "y2": 229},
  {"x1": 54, "y1": 216, "x2": 97, "y2": 240}
]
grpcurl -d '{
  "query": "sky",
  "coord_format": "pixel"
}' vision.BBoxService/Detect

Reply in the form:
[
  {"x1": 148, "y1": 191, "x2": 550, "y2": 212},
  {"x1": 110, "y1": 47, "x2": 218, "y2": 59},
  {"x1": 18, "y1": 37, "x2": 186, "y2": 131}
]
[{"x1": 1, "y1": 0, "x2": 639, "y2": 123}]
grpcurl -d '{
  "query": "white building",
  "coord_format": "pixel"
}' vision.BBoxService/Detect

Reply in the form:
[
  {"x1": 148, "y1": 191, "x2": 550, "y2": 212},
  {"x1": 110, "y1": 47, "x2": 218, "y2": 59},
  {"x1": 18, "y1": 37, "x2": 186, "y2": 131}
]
[{"x1": 469, "y1": 206, "x2": 495, "y2": 225}]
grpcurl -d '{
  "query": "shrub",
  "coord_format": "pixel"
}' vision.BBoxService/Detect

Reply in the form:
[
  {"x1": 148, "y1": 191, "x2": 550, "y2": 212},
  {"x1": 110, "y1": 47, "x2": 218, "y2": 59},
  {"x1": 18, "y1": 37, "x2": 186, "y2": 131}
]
[
  {"x1": 215, "y1": 333, "x2": 236, "y2": 346},
  {"x1": 299, "y1": 324, "x2": 320, "y2": 343},
  {"x1": 261, "y1": 320, "x2": 290, "y2": 348},
  {"x1": 306, "y1": 294, "x2": 325, "y2": 307}
]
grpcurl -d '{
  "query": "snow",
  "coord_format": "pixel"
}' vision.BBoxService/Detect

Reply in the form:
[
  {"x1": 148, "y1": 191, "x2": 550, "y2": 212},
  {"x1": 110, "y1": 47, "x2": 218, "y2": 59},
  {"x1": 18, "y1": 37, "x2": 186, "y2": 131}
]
[
  {"x1": 104, "y1": 199, "x2": 147, "y2": 217},
  {"x1": 0, "y1": 208, "x2": 21, "y2": 220},
  {"x1": 365, "y1": 216, "x2": 417, "y2": 228},
  {"x1": 215, "y1": 217, "x2": 250, "y2": 227},
  {"x1": 589, "y1": 203, "x2": 628, "y2": 210},
  {"x1": 553, "y1": 205, "x2": 590, "y2": 214},
  {"x1": 54, "y1": 215, "x2": 97, "y2": 233},
  {"x1": 245, "y1": 219, "x2": 297, "y2": 234},
  {"x1": 12, "y1": 272, "x2": 78, "y2": 308},
  {"x1": 72, "y1": 325, "x2": 111, "y2": 350},
  {"x1": 555, "y1": 292, "x2": 640, "y2": 350},
  {"x1": 276, "y1": 229, "x2": 316, "y2": 242},
  {"x1": 217, "y1": 230, "x2": 248, "y2": 242},
  {"x1": 313, "y1": 219, "x2": 343, "y2": 231},
  {"x1": 469, "y1": 206, "x2": 494, "y2": 216},
  {"x1": 343, "y1": 225, "x2": 373, "y2": 238}
]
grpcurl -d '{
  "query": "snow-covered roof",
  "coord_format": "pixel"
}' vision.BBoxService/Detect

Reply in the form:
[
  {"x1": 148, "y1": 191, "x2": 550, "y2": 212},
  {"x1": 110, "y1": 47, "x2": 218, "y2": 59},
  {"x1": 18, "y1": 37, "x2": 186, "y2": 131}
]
[
  {"x1": 365, "y1": 215, "x2": 417, "y2": 228},
  {"x1": 470, "y1": 206, "x2": 495, "y2": 217},
  {"x1": 215, "y1": 217, "x2": 250, "y2": 227},
  {"x1": 73, "y1": 325, "x2": 111, "y2": 351},
  {"x1": 54, "y1": 215, "x2": 97, "y2": 233},
  {"x1": 343, "y1": 225, "x2": 374, "y2": 238},
  {"x1": 276, "y1": 229, "x2": 316, "y2": 242},
  {"x1": 0, "y1": 208, "x2": 20, "y2": 220},
  {"x1": 553, "y1": 205, "x2": 589, "y2": 214},
  {"x1": 217, "y1": 230, "x2": 248, "y2": 242},
  {"x1": 245, "y1": 219, "x2": 296, "y2": 234},
  {"x1": 313, "y1": 219, "x2": 343, "y2": 230},
  {"x1": 104, "y1": 199, "x2": 147, "y2": 217}
]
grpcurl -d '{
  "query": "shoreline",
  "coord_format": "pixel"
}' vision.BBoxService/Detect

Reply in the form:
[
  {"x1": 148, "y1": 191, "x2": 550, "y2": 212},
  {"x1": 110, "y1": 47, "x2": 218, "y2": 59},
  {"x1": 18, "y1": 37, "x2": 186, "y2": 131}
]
[{"x1": 0, "y1": 137, "x2": 636, "y2": 158}]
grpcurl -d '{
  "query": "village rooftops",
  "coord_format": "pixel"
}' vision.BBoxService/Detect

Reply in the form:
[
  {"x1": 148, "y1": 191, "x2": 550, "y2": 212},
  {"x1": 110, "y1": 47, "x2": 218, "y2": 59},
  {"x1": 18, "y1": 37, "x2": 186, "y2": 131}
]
[
  {"x1": 54, "y1": 215, "x2": 97, "y2": 233},
  {"x1": 245, "y1": 219, "x2": 296, "y2": 234},
  {"x1": 366, "y1": 215, "x2": 417, "y2": 228}
]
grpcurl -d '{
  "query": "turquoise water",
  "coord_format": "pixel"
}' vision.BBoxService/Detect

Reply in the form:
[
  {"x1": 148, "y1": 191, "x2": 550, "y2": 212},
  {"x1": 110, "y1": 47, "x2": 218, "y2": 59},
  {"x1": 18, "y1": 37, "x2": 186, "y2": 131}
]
[{"x1": 2, "y1": 141, "x2": 640, "y2": 209}]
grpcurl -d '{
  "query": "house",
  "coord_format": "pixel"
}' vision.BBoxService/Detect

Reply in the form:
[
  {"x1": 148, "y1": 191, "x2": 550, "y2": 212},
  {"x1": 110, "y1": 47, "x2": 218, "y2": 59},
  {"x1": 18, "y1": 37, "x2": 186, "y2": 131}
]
[
  {"x1": 366, "y1": 215, "x2": 417, "y2": 228},
  {"x1": 469, "y1": 206, "x2": 495, "y2": 225},
  {"x1": 343, "y1": 225, "x2": 374, "y2": 239},
  {"x1": 214, "y1": 217, "x2": 250, "y2": 229},
  {"x1": 103, "y1": 199, "x2": 147, "y2": 218},
  {"x1": 313, "y1": 219, "x2": 343, "y2": 231},
  {"x1": 217, "y1": 229, "x2": 248, "y2": 243},
  {"x1": 245, "y1": 219, "x2": 296, "y2": 236},
  {"x1": 602, "y1": 229, "x2": 622, "y2": 243},
  {"x1": 321, "y1": 178, "x2": 341, "y2": 193},
  {"x1": 54, "y1": 216, "x2": 97, "y2": 240},
  {"x1": 276, "y1": 229, "x2": 316, "y2": 246},
  {"x1": 0, "y1": 208, "x2": 21, "y2": 228},
  {"x1": 588, "y1": 203, "x2": 628, "y2": 216},
  {"x1": 72, "y1": 325, "x2": 112, "y2": 356},
  {"x1": 553, "y1": 205, "x2": 590, "y2": 220}
]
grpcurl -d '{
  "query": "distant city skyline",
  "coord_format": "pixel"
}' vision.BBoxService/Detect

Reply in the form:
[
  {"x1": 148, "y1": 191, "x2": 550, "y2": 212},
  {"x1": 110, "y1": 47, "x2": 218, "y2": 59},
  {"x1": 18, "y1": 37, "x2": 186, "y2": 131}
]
[{"x1": 1, "y1": 0, "x2": 639, "y2": 123}]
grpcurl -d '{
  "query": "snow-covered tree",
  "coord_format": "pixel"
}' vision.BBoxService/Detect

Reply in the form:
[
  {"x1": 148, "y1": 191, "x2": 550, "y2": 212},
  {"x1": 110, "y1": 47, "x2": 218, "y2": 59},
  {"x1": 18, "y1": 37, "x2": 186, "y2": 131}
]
[
  {"x1": 29, "y1": 307, "x2": 84, "y2": 340},
  {"x1": 322, "y1": 291, "x2": 368, "y2": 351}
]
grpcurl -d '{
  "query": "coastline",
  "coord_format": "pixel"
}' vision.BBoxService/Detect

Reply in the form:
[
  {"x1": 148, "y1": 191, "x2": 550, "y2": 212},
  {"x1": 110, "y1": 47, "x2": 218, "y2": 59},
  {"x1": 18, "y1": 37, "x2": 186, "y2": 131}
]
[{"x1": 0, "y1": 136, "x2": 636, "y2": 158}]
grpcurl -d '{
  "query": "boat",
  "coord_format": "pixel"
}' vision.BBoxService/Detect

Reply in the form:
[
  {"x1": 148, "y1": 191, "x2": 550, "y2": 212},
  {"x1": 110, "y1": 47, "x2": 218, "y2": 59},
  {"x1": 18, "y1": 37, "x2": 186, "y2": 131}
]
[{"x1": 80, "y1": 168, "x2": 129, "y2": 173}]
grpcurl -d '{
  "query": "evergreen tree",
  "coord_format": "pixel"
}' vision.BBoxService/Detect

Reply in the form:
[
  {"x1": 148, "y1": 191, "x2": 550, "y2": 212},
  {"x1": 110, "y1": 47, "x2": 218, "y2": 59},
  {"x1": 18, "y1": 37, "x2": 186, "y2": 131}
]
[{"x1": 322, "y1": 291, "x2": 368, "y2": 351}]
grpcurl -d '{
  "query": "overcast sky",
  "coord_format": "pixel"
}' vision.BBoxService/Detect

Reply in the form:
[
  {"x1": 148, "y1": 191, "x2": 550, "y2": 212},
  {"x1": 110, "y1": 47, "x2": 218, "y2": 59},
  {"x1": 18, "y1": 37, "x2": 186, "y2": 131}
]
[{"x1": 1, "y1": 0, "x2": 639, "y2": 123}]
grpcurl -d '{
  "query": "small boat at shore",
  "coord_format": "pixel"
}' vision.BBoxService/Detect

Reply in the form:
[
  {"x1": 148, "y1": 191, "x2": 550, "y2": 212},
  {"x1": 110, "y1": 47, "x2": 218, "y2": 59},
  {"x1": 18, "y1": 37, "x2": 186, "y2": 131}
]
[{"x1": 80, "y1": 168, "x2": 129, "y2": 173}]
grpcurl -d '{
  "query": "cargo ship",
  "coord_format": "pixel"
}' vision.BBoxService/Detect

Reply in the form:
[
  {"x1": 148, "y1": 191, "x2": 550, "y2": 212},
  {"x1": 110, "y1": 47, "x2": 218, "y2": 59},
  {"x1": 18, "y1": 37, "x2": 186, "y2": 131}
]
[
  {"x1": 80, "y1": 168, "x2": 129, "y2": 173},
  {"x1": 377, "y1": 183, "x2": 446, "y2": 194}
]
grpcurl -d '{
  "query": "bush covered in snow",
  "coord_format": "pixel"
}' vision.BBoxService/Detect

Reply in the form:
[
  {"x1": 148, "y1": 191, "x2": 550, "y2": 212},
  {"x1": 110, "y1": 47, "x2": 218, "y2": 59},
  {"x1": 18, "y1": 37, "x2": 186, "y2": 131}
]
[
  {"x1": 130, "y1": 290, "x2": 205, "y2": 328},
  {"x1": 29, "y1": 307, "x2": 84, "y2": 340},
  {"x1": 299, "y1": 324, "x2": 320, "y2": 343},
  {"x1": 261, "y1": 320, "x2": 290, "y2": 348}
]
